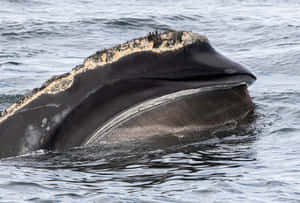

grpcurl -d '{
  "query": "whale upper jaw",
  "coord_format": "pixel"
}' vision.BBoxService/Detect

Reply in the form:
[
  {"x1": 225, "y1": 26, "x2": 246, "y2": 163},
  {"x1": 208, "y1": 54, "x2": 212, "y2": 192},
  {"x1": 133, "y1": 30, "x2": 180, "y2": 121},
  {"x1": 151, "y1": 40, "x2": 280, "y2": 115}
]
[{"x1": 130, "y1": 39, "x2": 256, "y2": 87}]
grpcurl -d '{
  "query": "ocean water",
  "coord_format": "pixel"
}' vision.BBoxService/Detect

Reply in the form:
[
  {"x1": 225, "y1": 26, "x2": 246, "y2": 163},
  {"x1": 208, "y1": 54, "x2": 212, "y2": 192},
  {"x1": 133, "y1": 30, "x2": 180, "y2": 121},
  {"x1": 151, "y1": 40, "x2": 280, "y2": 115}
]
[{"x1": 1, "y1": 0, "x2": 300, "y2": 202}]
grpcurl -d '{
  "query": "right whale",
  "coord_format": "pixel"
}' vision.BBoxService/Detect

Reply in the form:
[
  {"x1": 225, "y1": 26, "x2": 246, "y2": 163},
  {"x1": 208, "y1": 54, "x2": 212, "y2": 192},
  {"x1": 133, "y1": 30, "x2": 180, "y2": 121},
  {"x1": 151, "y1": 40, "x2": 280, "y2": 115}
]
[{"x1": 0, "y1": 31, "x2": 256, "y2": 158}]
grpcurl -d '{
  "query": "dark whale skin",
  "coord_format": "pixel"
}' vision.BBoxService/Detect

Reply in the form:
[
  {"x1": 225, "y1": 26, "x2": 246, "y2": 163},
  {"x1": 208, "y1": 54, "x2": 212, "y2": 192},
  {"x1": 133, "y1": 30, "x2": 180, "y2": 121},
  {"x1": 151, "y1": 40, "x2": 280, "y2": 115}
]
[
  {"x1": 82, "y1": 84, "x2": 254, "y2": 148},
  {"x1": 0, "y1": 31, "x2": 256, "y2": 158}
]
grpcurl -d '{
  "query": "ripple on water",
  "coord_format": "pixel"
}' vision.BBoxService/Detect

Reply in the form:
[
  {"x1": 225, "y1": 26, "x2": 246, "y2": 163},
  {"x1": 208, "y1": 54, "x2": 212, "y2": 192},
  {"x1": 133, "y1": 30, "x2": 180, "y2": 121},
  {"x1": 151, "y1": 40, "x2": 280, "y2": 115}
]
[
  {"x1": 0, "y1": 23, "x2": 64, "y2": 40},
  {"x1": 0, "y1": 61, "x2": 22, "y2": 66},
  {"x1": 103, "y1": 17, "x2": 170, "y2": 31}
]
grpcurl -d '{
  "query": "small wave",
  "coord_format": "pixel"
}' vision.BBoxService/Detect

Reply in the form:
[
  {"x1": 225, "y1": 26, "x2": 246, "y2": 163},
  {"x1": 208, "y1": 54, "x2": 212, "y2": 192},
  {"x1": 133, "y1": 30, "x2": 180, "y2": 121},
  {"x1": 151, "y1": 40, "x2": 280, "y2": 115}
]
[
  {"x1": 1, "y1": 29, "x2": 61, "y2": 40},
  {"x1": 0, "y1": 61, "x2": 22, "y2": 66},
  {"x1": 77, "y1": 18, "x2": 106, "y2": 25},
  {"x1": 1, "y1": 68, "x2": 31, "y2": 73},
  {"x1": 165, "y1": 14, "x2": 200, "y2": 21},
  {"x1": 255, "y1": 90, "x2": 300, "y2": 106},
  {"x1": 104, "y1": 17, "x2": 170, "y2": 30},
  {"x1": 232, "y1": 17, "x2": 247, "y2": 21},
  {"x1": 0, "y1": 181, "x2": 54, "y2": 193},
  {"x1": 0, "y1": 52, "x2": 20, "y2": 58},
  {"x1": 271, "y1": 127, "x2": 300, "y2": 135},
  {"x1": 0, "y1": 20, "x2": 66, "y2": 40},
  {"x1": 0, "y1": 48, "x2": 46, "y2": 59},
  {"x1": 4, "y1": 0, "x2": 50, "y2": 6},
  {"x1": 276, "y1": 42, "x2": 300, "y2": 47}
]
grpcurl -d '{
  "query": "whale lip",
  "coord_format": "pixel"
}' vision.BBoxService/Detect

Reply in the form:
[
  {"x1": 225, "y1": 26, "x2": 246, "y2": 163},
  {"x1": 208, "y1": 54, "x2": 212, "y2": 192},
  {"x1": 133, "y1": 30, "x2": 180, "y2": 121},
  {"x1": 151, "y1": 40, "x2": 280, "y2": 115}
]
[
  {"x1": 85, "y1": 82, "x2": 251, "y2": 146},
  {"x1": 142, "y1": 73, "x2": 256, "y2": 86},
  {"x1": 140, "y1": 68, "x2": 256, "y2": 88}
]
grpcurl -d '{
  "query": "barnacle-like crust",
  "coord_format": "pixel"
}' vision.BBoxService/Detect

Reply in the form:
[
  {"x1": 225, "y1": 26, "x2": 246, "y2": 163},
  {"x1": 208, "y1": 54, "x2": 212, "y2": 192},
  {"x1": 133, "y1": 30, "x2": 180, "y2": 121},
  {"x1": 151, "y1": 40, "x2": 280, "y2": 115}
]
[{"x1": 0, "y1": 31, "x2": 208, "y2": 122}]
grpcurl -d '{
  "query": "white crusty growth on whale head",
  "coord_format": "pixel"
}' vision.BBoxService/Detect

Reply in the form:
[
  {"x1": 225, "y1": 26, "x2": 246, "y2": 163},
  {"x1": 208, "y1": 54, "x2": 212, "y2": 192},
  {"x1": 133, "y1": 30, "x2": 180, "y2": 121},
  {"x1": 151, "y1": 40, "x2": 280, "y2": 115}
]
[{"x1": 0, "y1": 31, "x2": 208, "y2": 122}]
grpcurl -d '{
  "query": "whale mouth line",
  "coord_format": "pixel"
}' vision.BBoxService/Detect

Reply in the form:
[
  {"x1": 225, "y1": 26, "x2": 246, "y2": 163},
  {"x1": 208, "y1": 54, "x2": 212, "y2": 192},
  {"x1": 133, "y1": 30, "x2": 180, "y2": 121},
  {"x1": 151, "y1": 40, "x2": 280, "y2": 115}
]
[
  {"x1": 85, "y1": 82, "x2": 248, "y2": 146},
  {"x1": 141, "y1": 73, "x2": 256, "y2": 84}
]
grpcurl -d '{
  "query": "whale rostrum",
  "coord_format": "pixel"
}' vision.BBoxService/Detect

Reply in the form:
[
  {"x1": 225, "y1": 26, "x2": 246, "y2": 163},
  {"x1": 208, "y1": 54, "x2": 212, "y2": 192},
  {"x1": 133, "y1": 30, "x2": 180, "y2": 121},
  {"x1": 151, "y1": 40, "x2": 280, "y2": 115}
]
[{"x1": 0, "y1": 30, "x2": 256, "y2": 158}]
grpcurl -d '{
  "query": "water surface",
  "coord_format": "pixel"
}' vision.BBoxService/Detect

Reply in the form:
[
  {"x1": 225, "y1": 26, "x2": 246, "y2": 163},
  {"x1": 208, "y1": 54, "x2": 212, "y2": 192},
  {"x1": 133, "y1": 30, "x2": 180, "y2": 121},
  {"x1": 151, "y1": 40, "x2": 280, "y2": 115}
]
[{"x1": 1, "y1": 0, "x2": 300, "y2": 202}]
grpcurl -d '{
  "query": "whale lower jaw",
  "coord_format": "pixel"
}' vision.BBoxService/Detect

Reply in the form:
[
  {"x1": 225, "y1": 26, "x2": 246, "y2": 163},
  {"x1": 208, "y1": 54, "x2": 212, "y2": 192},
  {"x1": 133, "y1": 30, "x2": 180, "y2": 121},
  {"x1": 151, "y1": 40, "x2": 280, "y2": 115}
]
[{"x1": 85, "y1": 82, "x2": 253, "y2": 146}]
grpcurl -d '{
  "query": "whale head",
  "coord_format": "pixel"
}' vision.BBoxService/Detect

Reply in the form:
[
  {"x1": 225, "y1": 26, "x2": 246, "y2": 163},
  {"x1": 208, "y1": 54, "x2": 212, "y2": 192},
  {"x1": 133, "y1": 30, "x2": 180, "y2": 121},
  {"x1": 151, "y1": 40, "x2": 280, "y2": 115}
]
[{"x1": 0, "y1": 31, "x2": 256, "y2": 158}]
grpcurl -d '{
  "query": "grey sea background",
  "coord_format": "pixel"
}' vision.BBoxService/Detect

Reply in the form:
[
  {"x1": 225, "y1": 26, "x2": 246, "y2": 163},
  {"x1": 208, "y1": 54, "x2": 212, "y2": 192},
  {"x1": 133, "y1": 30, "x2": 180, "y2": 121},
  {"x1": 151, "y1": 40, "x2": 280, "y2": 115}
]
[{"x1": 1, "y1": 0, "x2": 300, "y2": 202}]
